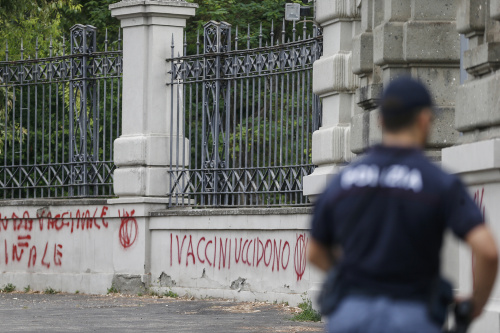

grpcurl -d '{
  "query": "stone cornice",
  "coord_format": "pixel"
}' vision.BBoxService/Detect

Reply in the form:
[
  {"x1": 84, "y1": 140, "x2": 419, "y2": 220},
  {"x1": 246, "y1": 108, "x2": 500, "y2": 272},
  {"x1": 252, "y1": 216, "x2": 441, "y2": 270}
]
[
  {"x1": 110, "y1": 0, "x2": 198, "y2": 10},
  {"x1": 315, "y1": 0, "x2": 361, "y2": 26}
]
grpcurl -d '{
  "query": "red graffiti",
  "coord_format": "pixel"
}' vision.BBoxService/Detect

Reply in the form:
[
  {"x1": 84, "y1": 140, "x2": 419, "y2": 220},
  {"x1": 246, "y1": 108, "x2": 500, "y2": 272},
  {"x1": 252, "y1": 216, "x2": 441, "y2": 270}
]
[
  {"x1": 294, "y1": 233, "x2": 308, "y2": 281},
  {"x1": 118, "y1": 209, "x2": 138, "y2": 249},
  {"x1": 176, "y1": 235, "x2": 187, "y2": 264},
  {"x1": 0, "y1": 206, "x2": 112, "y2": 270},
  {"x1": 54, "y1": 244, "x2": 63, "y2": 266},
  {"x1": 472, "y1": 187, "x2": 486, "y2": 289},
  {"x1": 167, "y1": 233, "x2": 300, "y2": 278},
  {"x1": 28, "y1": 246, "x2": 36, "y2": 268},
  {"x1": 41, "y1": 242, "x2": 50, "y2": 268},
  {"x1": 197, "y1": 237, "x2": 206, "y2": 264},
  {"x1": 219, "y1": 238, "x2": 229, "y2": 269},
  {"x1": 473, "y1": 188, "x2": 486, "y2": 220},
  {"x1": 186, "y1": 236, "x2": 195, "y2": 267}
]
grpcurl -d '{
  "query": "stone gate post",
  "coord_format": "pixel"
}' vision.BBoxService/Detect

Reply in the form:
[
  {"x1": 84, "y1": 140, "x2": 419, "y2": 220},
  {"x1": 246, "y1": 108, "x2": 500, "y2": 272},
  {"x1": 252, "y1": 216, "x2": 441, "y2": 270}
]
[
  {"x1": 302, "y1": 0, "x2": 361, "y2": 201},
  {"x1": 109, "y1": 0, "x2": 197, "y2": 201}
]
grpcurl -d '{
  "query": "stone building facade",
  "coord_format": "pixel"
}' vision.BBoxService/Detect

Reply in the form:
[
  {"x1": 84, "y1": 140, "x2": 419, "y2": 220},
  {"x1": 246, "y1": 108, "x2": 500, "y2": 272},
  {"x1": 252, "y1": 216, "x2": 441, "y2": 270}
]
[{"x1": 306, "y1": 0, "x2": 500, "y2": 331}]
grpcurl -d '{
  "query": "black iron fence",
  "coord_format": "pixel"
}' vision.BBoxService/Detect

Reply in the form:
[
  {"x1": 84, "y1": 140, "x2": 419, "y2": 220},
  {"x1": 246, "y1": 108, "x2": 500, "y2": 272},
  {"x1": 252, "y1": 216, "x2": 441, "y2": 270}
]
[
  {"x1": 0, "y1": 25, "x2": 122, "y2": 199},
  {"x1": 167, "y1": 19, "x2": 323, "y2": 207}
]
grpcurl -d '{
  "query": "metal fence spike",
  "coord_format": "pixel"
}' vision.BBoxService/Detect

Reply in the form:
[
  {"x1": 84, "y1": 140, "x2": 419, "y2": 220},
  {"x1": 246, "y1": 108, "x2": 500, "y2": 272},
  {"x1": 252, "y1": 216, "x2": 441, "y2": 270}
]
[
  {"x1": 282, "y1": 19, "x2": 286, "y2": 44},
  {"x1": 184, "y1": 30, "x2": 187, "y2": 56},
  {"x1": 105, "y1": 29, "x2": 108, "y2": 52},
  {"x1": 235, "y1": 26, "x2": 239, "y2": 51},
  {"x1": 118, "y1": 28, "x2": 122, "y2": 51},
  {"x1": 270, "y1": 20, "x2": 274, "y2": 47},
  {"x1": 196, "y1": 29, "x2": 200, "y2": 55},
  {"x1": 303, "y1": 16, "x2": 307, "y2": 40},
  {"x1": 247, "y1": 24, "x2": 251, "y2": 49},
  {"x1": 259, "y1": 23, "x2": 263, "y2": 48}
]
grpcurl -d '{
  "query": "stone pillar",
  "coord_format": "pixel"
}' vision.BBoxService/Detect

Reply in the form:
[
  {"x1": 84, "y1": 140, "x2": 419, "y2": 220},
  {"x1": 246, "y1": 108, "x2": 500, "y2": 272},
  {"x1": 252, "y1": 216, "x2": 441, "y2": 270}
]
[
  {"x1": 442, "y1": 1, "x2": 500, "y2": 331},
  {"x1": 109, "y1": 0, "x2": 197, "y2": 202},
  {"x1": 351, "y1": 0, "x2": 460, "y2": 160},
  {"x1": 302, "y1": 0, "x2": 360, "y2": 201}
]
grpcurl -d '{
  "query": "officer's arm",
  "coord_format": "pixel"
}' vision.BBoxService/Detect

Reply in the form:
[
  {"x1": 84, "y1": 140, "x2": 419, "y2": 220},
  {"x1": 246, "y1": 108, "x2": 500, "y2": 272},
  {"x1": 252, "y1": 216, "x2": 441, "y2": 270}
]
[
  {"x1": 466, "y1": 224, "x2": 499, "y2": 319},
  {"x1": 308, "y1": 239, "x2": 333, "y2": 272},
  {"x1": 308, "y1": 239, "x2": 342, "y2": 272}
]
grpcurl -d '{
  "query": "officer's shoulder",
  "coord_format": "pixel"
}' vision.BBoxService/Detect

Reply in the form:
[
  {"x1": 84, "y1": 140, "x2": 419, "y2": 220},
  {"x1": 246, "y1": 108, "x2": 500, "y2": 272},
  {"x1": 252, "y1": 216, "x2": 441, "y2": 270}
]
[{"x1": 416, "y1": 154, "x2": 457, "y2": 190}]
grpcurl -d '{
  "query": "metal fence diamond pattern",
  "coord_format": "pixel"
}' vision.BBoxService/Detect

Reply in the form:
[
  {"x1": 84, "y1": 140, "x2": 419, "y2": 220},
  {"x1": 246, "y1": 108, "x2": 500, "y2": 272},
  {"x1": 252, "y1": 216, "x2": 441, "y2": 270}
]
[
  {"x1": 0, "y1": 24, "x2": 122, "y2": 199},
  {"x1": 167, "y1": 19, "x2": 323, "y2": 207}
]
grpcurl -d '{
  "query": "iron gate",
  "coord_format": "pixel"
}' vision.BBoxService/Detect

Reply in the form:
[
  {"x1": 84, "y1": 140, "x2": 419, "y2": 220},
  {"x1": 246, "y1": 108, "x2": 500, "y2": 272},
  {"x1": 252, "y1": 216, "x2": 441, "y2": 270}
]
[
  {"x1": 167, "y1": 20, "x2": 323, "y2": 207},
  {"x1": 0, "y1": 25, "x2": 122, "y2": 199}
]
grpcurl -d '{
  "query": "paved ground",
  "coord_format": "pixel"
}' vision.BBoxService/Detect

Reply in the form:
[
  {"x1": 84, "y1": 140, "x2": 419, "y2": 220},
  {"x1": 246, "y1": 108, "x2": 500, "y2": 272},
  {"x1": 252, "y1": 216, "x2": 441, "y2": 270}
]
[{"x1": 0, "y1": 292, "x2": 324, "y2": 332}]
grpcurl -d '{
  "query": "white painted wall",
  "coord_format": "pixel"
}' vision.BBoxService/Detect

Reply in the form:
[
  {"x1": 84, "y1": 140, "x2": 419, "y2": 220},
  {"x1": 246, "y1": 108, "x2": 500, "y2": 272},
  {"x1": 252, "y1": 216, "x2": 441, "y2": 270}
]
[
  {"x1": 443, "y1": 140, "x2": 500, "y2": 332},
  {"x1": 149, "y1": 212, "x2": 324, "y2": 305},
  {"x1": 0, "y1": 201, "x2": 152, "y2": 294},
  {"x1": 0, "y1": 203, "x2": 323, "y2": 306}
]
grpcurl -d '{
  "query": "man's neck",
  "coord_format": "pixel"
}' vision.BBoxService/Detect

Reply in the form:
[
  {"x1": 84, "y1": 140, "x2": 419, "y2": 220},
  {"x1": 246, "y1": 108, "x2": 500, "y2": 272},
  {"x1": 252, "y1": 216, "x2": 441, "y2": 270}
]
[{"x1": 382, "y1": 132, "x2": 423, "y2": 149}]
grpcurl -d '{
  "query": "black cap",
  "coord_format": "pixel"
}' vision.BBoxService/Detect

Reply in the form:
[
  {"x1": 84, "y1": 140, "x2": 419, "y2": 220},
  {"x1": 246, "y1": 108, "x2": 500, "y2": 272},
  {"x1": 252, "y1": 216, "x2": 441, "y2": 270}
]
[{"x1": 380, "y1": 76, "x2": 433, "y2": 117}]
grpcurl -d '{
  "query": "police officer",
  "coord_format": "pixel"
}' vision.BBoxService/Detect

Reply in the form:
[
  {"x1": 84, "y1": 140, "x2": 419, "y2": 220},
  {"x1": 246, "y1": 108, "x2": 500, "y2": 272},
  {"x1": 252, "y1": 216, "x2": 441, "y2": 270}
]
[{"x1": 309, "y1": 77, "x2": 499, "y2": 333}]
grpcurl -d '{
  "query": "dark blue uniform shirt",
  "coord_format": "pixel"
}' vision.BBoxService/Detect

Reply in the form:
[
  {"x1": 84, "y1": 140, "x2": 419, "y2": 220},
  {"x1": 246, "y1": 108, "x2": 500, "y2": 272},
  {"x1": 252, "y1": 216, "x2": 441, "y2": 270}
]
[{"x1": 311, "y1": 145, "x2": 484, "y2": 298}]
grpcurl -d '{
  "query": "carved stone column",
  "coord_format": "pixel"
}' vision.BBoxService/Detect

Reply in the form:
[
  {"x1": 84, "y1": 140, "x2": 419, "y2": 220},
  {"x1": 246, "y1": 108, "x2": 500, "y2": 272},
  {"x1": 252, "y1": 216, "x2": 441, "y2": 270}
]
[
  {"x1": 351, "y1": 0, "x2": 460, "y2": 160},
  {"x1": 303, "y1": 0, "x2": 360, "y2": 201}
]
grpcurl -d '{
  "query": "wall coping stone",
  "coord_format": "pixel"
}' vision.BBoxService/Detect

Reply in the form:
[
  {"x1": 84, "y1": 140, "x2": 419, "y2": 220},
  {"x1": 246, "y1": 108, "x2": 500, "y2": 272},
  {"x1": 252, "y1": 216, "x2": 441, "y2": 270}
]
[
  {"x1": 0, "y1": 198, "x2": 109, "y2": 207},
  {"x1": 109, "y1": 0, "x2": 198, "y2": 10},
  {"x1": 150, "y1": 207, "x2": 313, "y2": 217}
]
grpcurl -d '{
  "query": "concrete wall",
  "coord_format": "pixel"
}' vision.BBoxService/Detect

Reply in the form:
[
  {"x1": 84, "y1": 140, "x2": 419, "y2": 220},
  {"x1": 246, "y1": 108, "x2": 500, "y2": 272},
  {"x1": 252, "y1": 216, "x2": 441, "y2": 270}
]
[
  {"x1": 0, "y1": 202, "x2": 322, "y2": 306},
  {"x1": 443, "y1": 142, "x2": 500, "y2": 332},
  {"x1": 0, "y1": 200, "x2": 159, "y2": 294},
  {"x1": 149, "y1": 208, "x2": 322, "y2": 304}
]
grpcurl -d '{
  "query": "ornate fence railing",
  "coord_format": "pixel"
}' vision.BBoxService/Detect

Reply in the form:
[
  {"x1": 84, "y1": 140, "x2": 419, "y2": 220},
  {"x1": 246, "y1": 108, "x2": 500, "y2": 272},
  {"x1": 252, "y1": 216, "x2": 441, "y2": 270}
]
[
  {"x1": 167, "y1": 20, "x2": 323, "y2": 207},
  {"x1": 0, "y1": 25, "x2": 122, "y2": 199}
]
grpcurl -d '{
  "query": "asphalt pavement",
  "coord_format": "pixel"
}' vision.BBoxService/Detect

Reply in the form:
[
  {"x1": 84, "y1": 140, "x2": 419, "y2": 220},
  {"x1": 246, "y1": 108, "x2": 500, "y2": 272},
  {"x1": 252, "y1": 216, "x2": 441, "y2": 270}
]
[{"x1": 0, "y1": 292, "x2": 324, "y2": 332}]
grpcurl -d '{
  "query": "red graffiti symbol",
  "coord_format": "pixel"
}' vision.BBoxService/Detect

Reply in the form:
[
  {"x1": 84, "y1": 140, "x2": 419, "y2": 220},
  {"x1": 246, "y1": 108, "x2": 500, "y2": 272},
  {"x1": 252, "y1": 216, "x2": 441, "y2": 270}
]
[
  {"x1": 294, "y1": 234, "x2": 308, "y2": 281},
  {"x1": 472, "y1": 188, "x2": 486, "y2": 289},
  {"x1": 473, "y1": 188, "x2": 486, "y2": 220},
  {"x1": 118, "y1": 209, "x2": 138, "y2": 249}
]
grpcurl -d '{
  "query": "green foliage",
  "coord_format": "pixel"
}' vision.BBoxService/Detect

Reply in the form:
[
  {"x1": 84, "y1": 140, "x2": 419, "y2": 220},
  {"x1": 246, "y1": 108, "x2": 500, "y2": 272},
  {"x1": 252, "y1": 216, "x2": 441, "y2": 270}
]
[
  {"x1": 0, "y1": 0, "x2": 82, "y2": 60},
  {"x1": 44, "y1": 287, "x2": 59, "y2": 294},
  {"x1": 137, "y1": 292, "x2": 143, "y2": 297},
  {"x1": 75, "y1": 290, "x2": 79, "y2": 294},
  {"x1": 58, "y1": 0, "x2": 121, "y2": 48},
  {"x1": 24, "y1": 285, "x2": 31, "y2": 293},
  {"x1": 107, "y1": 284, "x2": 119, "y2": 294},
  {"x1": 291, "y1": 298, "x2": 321, "y2": 322},
  {"x1": 2, "y1": 283, "x2": 16, "y2": 293},
  {"x1": 0, "y1": 0, "x2": 314, "y2": 62},
  {"x1": 164, "y1": 290, "x2": 179, "y2": 298},
  {"x1": 184, "y1": 0, "x2": 313, "y2": 55}
]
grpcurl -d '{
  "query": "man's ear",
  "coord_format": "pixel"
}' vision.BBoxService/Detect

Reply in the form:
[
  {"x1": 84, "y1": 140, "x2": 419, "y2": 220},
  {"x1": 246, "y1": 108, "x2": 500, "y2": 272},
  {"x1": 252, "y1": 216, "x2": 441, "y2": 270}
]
[
  {"x1": 417, "y1": 108, "x2": 432, "y2": 128},
  {"x1": 424, "y1": 108, "x2": 433, "y2": 126}
]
